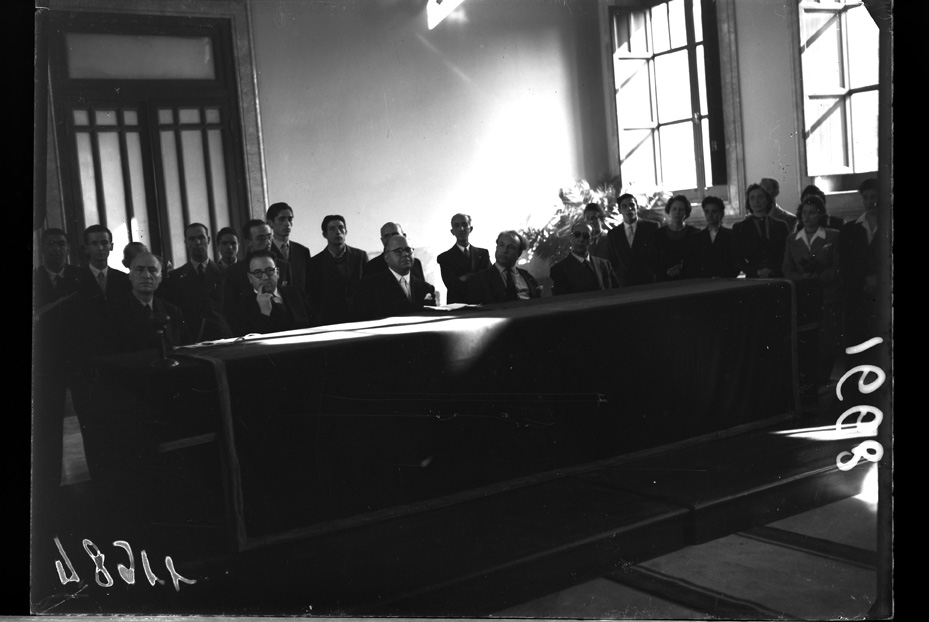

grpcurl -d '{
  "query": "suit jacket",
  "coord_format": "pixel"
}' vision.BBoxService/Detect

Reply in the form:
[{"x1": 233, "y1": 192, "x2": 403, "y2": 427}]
[
  {"x1": 782, "y1": 228, "x2": 840, "y2": 304},
  {"x1": 222, "y1": 256, "x2": 294, "y2": 320},
  {"x1": 682, "y1": 227, "x2": 740, "y2": 279},
  {"x1": 467, "y1": 265, "x2": 541, "y2": 304},
  {"x1": 732, "y1": 216, "x2": 790, "y2": 278},
  {"x1": 307, "y1": 245, "x2": 369, "y2": 326},
  {"x1": 437, "y1": 244, "x2": 491, "y2": 304},
  {"x1": 549, "y1": 254, "x2": 619, "y2": 295},
  {"x1": 33, "y1": 264, "x2": 81, "y2": 310},
  {"x1": 106, "y1": 292, "x2": 191, "y2": 354},
  {"x1": 588, "y1": 234, "x2": 612, "y2": 263},
  {"x1": 652, "y1": 225, "x2": 699, "y2": 282},
  {"x1": 353, "y1": 270, "x2": 436, "y2": 321},
  {"x1": 837, "y1": 220, "x2": 882, "y2": 298},
  {"x1": 271, "y1": 239, "x2": 312, "y2": 294},
  {"x1": 65, "y1": 265, "x2": 132, "y2": 362},
  {"x1": 606, "y1": 219, "x2": 659, "y2": 286},
  {"x1": 225, "y1": 284, "x2": 312, "y2": 337},
  {"x1": 365, "y1": 253, "x2": 426, "y2": 282},
  {"x1": 162, "y1": 259, "x2": 231, "y2": 342},
  {"x1": 33, "y1": 264, "x2": 82, "y2": 376}
]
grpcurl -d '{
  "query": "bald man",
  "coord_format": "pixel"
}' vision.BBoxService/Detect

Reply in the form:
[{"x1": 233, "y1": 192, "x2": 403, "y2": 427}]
[
  {"x1": 364, "y1": 221, "x2": 426, "y2": 282},
  {"x1": 353, "y1": 235, "x2": 436, "y2": 321},
  {"x1": 467, "y1": 230, "x2": 541, "y2": 304},
  {"x1": 549, "y1": 221, "x2": 619, "y2": 295},
  {"x1": 437, "y1": 213, "x2": 491, "y2": 304}
]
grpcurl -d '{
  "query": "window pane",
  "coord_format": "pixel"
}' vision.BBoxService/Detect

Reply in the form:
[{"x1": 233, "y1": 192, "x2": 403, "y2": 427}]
[
  {"x1": 693, "y1": 0, "x2": 703, "y2": 43},
  {"x1": 73, "y1": 109, "x2": 89, "y2": 126},
  {"x1": 615, "y1": 59, "x2": 654, "y2": 126},
  {"x1": 66, "y1": 33, "x2": 215, "y2": 80},
  {"x1": 95, "y1": 110, "x2": 117, "y2": 126},
  {"x1": 125, "y1": 131, "x2": 151, "y2": 248},
  {"x1": 846, "y1": 4, "x2": 879, "y2": 89},
  {"x1": 179, "y1": 108, "x2": 201, "y2": 124},
  {"x1": 159, "y1": 109, "x2": 175, "y2": 125},
  {"x1": 659, "y1": 122, "x2": 697, "y2": 190},
  {"x1": 850, "y1": 90, "x2": 878, "y2": 173},
  {"x1": 123, "y1": 110, "x2": 138, "y2": 126},
  {"x1": 668, "y1": 0, "x2": 687, "y2": 49},
  {"x1": 651, "y1": 4, "x2": 670, "y2": 54},
  {"x1": 76, "y1": 133, "x2": 98, "y2": 226},
  {"x1": 98, "y1": 133, "x2": 127, "y2": 231},
  {"x1": 696, "y1": 44, "x2": 707, "y2": 115},
  {"x1": 208, "y1": 130, "x2": 229, "y2": 225},
  {"x1": 800, "y1": 11, "x2": 844, "y2": 91},
  {"x1": 160, "y1": 130, "x2": 184, "y2": 267},
  {"x1": 181, "y1": 130, "x2": 210, "y2": 228},
  {"x1": 805, "y1": 96, "x2": 848, "y2": 175},
  {"x1": 655, "y1": 50, "x2": 692, "y2": 123},
  {"x1": 630, "y1": 11, "x2": 649, "y2": 53},
  {"x1": 702, "y1": 117, "x2": 712, "y2": 189},
  {"x1": 620, "y1": 129, "x2": 658, "y2": 188},
  {"x1": 206, "y1": 108, "x2": 221, "y2": 124}
]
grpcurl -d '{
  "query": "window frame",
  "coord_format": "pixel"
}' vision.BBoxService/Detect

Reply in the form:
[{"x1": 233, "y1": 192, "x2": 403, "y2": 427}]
[{"x1": 598, "y1": 0, "x2": 745, "y2": 214}]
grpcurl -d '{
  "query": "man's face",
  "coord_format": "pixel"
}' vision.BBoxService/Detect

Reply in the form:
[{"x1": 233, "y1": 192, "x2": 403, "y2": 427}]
[
  {"x1": 218, "y1": 233, "x2": 239, "y2": 262},
  {"x1": 619, "y1": 198, "x2": 638, "y2": 224},
  {"x1": 185, "y1": 225, "x2": 211, "y2": 263},
  {"x1": 495, "y1": 234, "x2": 522, "y2": 269},
  {"x1": 247, "y1": 224, "x2": 274, "y2": 252},
  {"x1": 129, "y1": 254, "x2": 162, "y2": 295},
  {"x1": 583, "y1": 209, "x2": 603, "y2": 235},
  {"x1": 247, "y1": 256, "x2": 279, "y2": 294},
  {"x1": 43, "y1": 234, "x2": 69, "y2": 271},
  {"x1": 325, "y1": 220, "x2": 347, "y2": 247},
  {"x1": 84, "y1": 231, "x2": 112, "y2": 267},
  {"x1": 759, "y1": 180, "x2": 778, "y2": 200},
  {"x1": 861, "y1": 189, "x2": 879, "y2": 214},
  {"x1": 380, "y1": 222, "x2": 404, "y2": 249},
  {"x1": 385, "y1": 235, "x2": 413, "y2": 276},
  {"x1": 570, "y1": 223, "x2": 593, "y2": 256},
  {"x1": 704, "y1": 203, "x2": 724, "y2": 228},
  {"x1": 270, "y1": 208, "x2": 294, "y2": 239},
  {"x1": 450, "y1": 214, "x2": 472, "y2": 245}
]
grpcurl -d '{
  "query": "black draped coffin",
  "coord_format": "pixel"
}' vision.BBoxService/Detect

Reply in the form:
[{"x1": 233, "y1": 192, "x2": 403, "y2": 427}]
[{"x1": 75, "y1": 278, "x2": 800, "y2": 551}]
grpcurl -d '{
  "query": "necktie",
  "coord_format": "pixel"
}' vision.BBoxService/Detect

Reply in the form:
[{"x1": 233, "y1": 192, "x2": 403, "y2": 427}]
[
  {"x1": 504, "y1": 268, "x2": 518, "y2": 301},
  {"x1": 142, "y1": 304, "x2": 153, "y2": 321},
  {"x1": 756, "y1": 217, "x2": 768, "y2": 240},
  {"x1": 51, "y1": 275, "x2": 61, "y2": 292},
  {"x1": 463, "y1": 246, "x2": 470, "y2": 259},
  {"x1": 281, "y1": 242, "x2": 290, "y2": 260},
  {"x1": 400, "y1": 276, "x2": 412, "y2": 301},
  {"x1": 197, "y1": 263, "x2": 206, "y2": 281},
  {"x1": 96, "y1": 270, "x2": 107, "y2": 293},
  {"x1": 626, "y1": 225, "x2": 635, "y2": 247}
]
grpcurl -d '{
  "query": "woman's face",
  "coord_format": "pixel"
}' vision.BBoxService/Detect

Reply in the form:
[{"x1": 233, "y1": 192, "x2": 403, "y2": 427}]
[
  {"x1": 704, "y1": 204, "x2": 724, "y2": 228},
  {"x1": 748, "y1": 189, "x2": 769, "y2": 217},
  {"x1": 668, "y1": 200, "x2": 689, "y2": 224},
  {"x1": 801, "y1": 203, "x2": 822, "y2": 231}
]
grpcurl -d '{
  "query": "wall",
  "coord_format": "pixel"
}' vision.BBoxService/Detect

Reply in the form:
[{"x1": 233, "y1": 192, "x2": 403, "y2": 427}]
[
  {"x1": 733, "y1": 0, "x2": 804, "y2": 217},
  {"x1": 249, "y1": 0, "x2": 610, "y2": 297}
]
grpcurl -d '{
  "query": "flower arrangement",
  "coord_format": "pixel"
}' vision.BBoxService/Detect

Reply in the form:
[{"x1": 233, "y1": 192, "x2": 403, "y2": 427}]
[{"x1": 520, "y1": 176, "x2": 670, "y2": 265}]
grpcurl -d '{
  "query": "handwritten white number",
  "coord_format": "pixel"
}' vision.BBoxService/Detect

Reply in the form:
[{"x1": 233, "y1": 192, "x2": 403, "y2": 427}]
[
  {"x1": 82, "y1": 539, "x2": 114, "y2": 587},
  {"x1": 836, "y1": 440, "x2": 884, "y2": 471},
  {"x1": 165, "y1": 556, "x2": 197, "y2": 592},
  {"x1": 835, "y1": 405, "x2": 883, "y2": 436},
  {"x1": 845, "y1": 336, "x2": 883, "y2": 355},
  {"x1": 53, "y1": 536, "x2": 80, "y2": 585},
  {"x1": 141, "y1": 549, "x2": 165, "y2": 586},
  {"x1": 113, "y1": 540, "x2": 135, "y2": 584},
  {"x1": 835, "y1": 365, "x2": 886, "y2": 402}
]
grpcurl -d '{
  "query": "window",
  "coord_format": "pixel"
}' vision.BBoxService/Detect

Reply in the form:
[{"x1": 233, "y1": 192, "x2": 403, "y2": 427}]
[
  {"x1": 798, "y1": 0, "x2": 879, "y2": 184},
  {"x1": 608, "y1": 0, "x2": 727, "y2": 202},
  {"x1": 48, "y1": 11, "x2": 250, "y2": 270}
]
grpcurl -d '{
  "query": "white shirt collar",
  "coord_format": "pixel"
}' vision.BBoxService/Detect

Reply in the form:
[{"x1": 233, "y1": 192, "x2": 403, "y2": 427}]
[
  {"x1": 795, "y1": 227, "x2": 826, "y2": 242},
  {"x1": 572, "y1": 252, "x2": 590, "y2": 263},
  {"x1": 389, "y1": 268, "x2": 411, "y2": 283},
  {"x1": 855, "y1": 212, "x2": 877, "y2": 242},
  {"x1": 45, "y1": 266, "x2": 65, "y2": 279},
  {"x1": 456, "y1": 243, "x2": 470, "y2": 253},
  {"x1": 89, "y1": 264, "x2": 107, "y2": 278}
]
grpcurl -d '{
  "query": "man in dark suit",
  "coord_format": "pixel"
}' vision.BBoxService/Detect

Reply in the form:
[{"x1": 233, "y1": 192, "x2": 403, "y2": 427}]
[
  {"x1": 267, "y1": 202, "x2": 312, "y2": 295},
  {"x1": 583, "y1": 203, "x2": 613, "y2": 263},
  {"x1": 550, "y1": 222, "x2": 619, "y2": 295},
  {"x1": 732, "y1": 183, "x2": 790, "y2": 278},
  {"x1": 365, "y1": 221, "x2": 426, "y2": 282},
  {"x1": 467, "y1": 230, "x2": 541, "y2": 304},
  {"x1": 682, "y1": 195, "x2": 740, "y2": 279},
  {"x1": 437, "y1": 213, "x2": 491, "y2": 304},
  {"x1": 109, "y1": 252, "x2": 190, "y2": 353},
  {"x1": 607, "y1": 193, "x2": 659, "y2": 286},
  {"x1": 32, "y1": 228, "x2": 82, "y2": 502},
  {"x1": 225, "y1": 250, "x2": 312, "y2": 337},
  {"x1": 161, "y1": 223, "x2": 232, "y2": 342},
  {"x1": 223, "y1": 219, "x2": 295, "y2": 319},
  {"x1": 215, "y1": 226, "x2": 240, "y2": 269},
  {"x1": 308, "y1": 214, "x2": 369, "y2": 326},
  {"x1": 354, "y1": 235, "x2": 436, "y2": 321}
]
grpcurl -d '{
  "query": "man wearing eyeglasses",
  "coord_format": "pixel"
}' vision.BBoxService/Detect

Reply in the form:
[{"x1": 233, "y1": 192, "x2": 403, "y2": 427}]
[
  {"x1": 467, "y1": 230, "x2": 541, "y2": 304},
  {"x1": 365, "y1": 221, "x2": 426, "y2": 282},
  {"x1": 353, "y1": 235, "x2": 436, "y2": 321},
  {"x1": 437, "y1": 213, "x2": 491, "y2": 304},
  {"x1": 223, "y1": 219, "x2": 296, "y2": 322},
  {"x1": 549, "y1": 221, "x2": 619, "y2": 296},
  {"x1": 225, "y1": 249, "x2": 312, "y2": 337}
]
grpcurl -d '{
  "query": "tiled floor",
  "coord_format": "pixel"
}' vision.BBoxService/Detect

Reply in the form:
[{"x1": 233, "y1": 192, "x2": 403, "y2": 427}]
[{"x1": 495, "y1": 466, "x2": 880, "y2": 619}]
